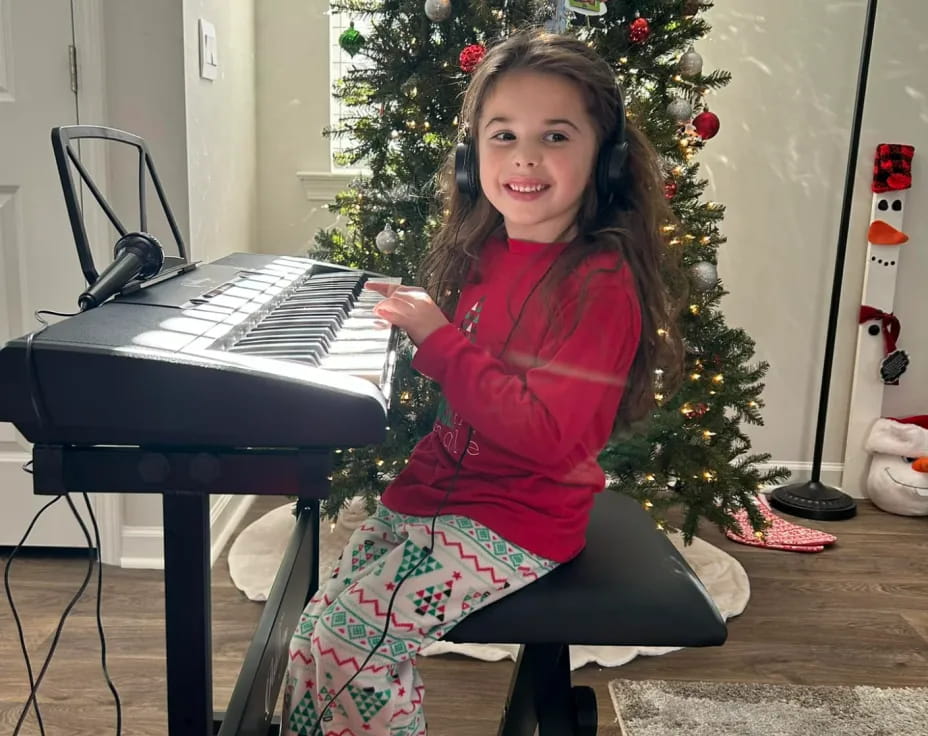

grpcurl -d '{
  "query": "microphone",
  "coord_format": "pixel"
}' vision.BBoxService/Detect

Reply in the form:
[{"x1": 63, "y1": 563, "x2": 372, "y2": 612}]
[{"x1": 78, "y1": 232, "x2": 164, "y2": 311}]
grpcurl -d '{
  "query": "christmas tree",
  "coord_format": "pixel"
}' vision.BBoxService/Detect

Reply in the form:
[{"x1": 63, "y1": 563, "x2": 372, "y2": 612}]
[{"x1": 312, "y1": 0, "x2": 789, "y2": 541}]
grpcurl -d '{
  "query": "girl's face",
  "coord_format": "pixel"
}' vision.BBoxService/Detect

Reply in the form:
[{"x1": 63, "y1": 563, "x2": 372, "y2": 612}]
[{"x1": 476, "y1": 70, "x2": 598, "y2": 243}]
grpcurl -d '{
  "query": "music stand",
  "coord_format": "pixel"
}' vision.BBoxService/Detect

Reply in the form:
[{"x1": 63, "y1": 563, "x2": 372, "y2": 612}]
[{"x1": 50, "y1": 125, "x2": 198, "y2": 294}]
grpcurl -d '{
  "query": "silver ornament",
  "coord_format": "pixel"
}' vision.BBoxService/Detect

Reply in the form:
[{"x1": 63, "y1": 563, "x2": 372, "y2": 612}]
[
  {"x1": 667, "y1": 97, "x2": 693, "y2": 122},
  {"x1": 375, "y1": 223, "x2": 398, "y2": 253},
  {"x1": 424, "y1": 0, "x2": 452, "y2": 22},
  {"x1": 689, "y1": 261, "x2": 718, "y2": 291},
  {"x1": 678, "y1": 46, "x2": 704, "y2": 77}
]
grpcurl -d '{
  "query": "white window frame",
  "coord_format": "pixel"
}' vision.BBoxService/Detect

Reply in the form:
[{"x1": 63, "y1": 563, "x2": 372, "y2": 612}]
[{"x1": 328, "y1": 10, "x2": 375, "y2": 175}]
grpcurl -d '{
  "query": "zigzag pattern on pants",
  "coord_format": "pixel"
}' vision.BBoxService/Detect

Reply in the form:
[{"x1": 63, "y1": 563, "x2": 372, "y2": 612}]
[
  {"x1": 310, "y1": 634, "x2": 394, "y2": 674},
  {"x1": 422, "y1": 529, "x2": 508, "y2": 584},
  {"x1": 346, "y1": 587, "x2": 417, "y2": 631}
]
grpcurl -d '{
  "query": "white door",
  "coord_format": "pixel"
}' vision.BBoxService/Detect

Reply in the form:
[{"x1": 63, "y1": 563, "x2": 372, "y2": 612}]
[{"x1": 0, "y1": 0, "x2": 96, "y2": 547}]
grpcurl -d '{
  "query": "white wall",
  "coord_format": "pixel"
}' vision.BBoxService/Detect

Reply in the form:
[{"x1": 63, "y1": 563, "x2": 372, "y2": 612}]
[
  {"x1": 183, "y1": 0, "x2": 258, "y2": 265},
  {"x1": 700, "y1": 0, "x2": 928, "y2": 488},
  {"x1": 256, "y1": 0, "x2": 350, "y2": 257},
  {"x1": 100, "y1": 0, "x2": 257, "y2": 554},
  {"x1": 102, "y1": 0, "x2": 189, "y2": 258}
]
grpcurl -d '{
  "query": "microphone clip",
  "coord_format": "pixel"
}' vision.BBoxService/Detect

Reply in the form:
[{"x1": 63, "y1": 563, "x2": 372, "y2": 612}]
[{"x1": 77, "y1": 232, "x2": 164, "y2": 311}]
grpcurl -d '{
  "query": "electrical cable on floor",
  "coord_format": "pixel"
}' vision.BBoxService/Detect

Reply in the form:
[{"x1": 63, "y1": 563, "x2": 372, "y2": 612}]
[{"x1": 7, "y1": 305, "x2": 123, "y2": 734}]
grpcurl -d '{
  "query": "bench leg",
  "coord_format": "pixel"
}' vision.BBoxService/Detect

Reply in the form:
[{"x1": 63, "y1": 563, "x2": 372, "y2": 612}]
[{"x1": 498, "y1": 643, "x2": 573, "y2": 736}]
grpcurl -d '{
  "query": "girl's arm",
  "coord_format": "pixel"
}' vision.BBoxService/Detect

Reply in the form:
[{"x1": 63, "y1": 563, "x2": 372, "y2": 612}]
[{"x1": 411, "y1": 274, "x2": 641, "y2": 466}]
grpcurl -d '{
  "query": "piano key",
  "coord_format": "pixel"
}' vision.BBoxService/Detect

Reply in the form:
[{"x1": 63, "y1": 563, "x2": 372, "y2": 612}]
[{"x1": 327, "y1": 340, "x2": 390, "y2": 355}]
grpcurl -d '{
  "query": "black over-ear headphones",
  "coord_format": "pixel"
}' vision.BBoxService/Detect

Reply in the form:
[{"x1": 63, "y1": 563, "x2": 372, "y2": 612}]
[{"x1": 454, "y1": 82, "x2": 629, "y2": 205}]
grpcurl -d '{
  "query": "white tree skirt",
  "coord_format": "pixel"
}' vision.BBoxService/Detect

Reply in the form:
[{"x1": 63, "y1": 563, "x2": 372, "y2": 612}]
[{"x1": 227, "y1": 498, "x2": 749, "y2": 671}]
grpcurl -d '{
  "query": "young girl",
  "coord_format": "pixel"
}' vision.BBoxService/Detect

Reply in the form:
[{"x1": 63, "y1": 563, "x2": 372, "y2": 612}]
[{"x1": 283, "y1": 28, "x2": 685, "y2": 736}]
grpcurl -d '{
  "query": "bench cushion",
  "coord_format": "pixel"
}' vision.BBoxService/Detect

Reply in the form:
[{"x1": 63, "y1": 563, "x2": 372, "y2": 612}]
[{"x1": 443, "y1": 491, "x2": 728, "y2": 647}]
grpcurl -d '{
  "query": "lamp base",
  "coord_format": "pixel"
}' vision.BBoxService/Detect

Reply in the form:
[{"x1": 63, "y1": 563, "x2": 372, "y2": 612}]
[{"x1": 767, "y1": 480, "x2": 857, "y2": 521}]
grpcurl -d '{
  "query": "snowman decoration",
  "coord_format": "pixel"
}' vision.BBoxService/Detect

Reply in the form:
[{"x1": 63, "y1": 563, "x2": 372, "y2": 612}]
[
  {"x1": 865, "y1": 415, "x2": 928, "y2": 516},
  {"x1": 858, "y1": 143, "x2": 915, "y2": 385}
]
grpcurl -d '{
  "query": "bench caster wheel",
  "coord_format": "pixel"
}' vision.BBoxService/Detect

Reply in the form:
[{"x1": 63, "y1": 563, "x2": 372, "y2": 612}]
[{"x1": 570, "y1": 685, "x2": 597, "y2": 735}]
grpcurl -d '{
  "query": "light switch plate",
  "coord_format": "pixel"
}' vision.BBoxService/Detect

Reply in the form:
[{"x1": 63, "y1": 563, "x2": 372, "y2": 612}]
[{"x1": 199, "y1": 18, "x2": 218, "y2": 80}]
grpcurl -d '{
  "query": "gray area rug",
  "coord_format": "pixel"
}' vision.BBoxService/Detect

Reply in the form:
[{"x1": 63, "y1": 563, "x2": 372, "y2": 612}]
[{"x1": 609, "y1": 679, "x2": 928, "y2": 736}]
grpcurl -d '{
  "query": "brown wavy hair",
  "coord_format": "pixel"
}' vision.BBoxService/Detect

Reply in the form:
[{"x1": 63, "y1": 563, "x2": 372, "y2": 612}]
[{"x1": 419, "y1": 28, "x2": 687, "y2": 436}]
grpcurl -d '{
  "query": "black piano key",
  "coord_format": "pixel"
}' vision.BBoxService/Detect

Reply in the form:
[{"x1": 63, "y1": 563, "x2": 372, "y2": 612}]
[
  {"x1": 241, "y1": 333, "x2": 332, "y2": 350},
  {"x1": 238, "y1": 333, "x2": 332, "y2": 348}
]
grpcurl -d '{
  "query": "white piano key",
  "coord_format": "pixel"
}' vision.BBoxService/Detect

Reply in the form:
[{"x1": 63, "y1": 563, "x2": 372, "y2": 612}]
[{"x1": 327, "y1": 339, "x2": 390, "y2": 355}]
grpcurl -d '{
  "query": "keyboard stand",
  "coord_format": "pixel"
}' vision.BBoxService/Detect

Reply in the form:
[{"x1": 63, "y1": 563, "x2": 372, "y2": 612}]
[{"x1": 32, "y1": 444, "x2": 331, "y2": 736}]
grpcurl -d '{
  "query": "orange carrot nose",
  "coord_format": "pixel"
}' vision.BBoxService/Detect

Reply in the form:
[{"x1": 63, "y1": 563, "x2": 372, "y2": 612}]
[
  {"x1": 913, "y1": 457, "x2": 928, "y2": 473},
  {"x1": 868, "y1": 219, "x2": 909, "y2": 245}
]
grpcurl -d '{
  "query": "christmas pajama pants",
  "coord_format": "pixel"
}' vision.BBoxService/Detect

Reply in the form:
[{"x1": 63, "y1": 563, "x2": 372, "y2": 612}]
[{"x1": 282, "y1": 502, "x2": 558, "y2": 736}]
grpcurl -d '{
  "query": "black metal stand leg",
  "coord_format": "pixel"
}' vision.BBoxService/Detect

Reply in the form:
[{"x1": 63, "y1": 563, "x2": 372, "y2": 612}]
[
  {"x1": 214, "y1": 498, "x2": 321, "y2": 736},
  {"x1": 536, "y1": 644, "x2": 572, "y2": 736},
  {"x1": 498, "y1": 643, "x2": 571, "y2": 736},
  {"x1": 163, "y1": 492, "x2": 213, "y2": 735},
  {"x1": 299, "y1": 498, "x2": 320, "y2": 607}
]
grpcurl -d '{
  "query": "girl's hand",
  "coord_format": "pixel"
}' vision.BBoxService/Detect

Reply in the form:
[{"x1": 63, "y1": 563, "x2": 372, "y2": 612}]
[{"x1": 364, "y1": 282, "x2": 450, "y2": 346}]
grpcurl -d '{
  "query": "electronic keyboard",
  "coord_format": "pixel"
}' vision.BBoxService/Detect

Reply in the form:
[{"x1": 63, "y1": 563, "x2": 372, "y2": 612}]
[{"x1": 0, "y1": 252, "x2": 401, "y2": 449}]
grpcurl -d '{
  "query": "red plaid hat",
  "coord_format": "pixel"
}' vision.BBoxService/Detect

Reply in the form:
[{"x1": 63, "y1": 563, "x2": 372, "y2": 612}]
[{"x1": 872, "y1": 143, "x2": 915, "y2": 193}]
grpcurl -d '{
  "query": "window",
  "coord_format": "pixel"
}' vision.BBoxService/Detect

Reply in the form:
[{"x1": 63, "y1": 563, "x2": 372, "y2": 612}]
[{"x1": 328, "y1": 10, "x2": 375, "y2": 172}]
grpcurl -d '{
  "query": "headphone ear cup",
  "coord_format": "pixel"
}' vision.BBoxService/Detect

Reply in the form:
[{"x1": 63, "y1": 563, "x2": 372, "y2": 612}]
[
  {"x1": 113, "y1": 231, "x2": 164, "y2": 279},
  {"x1": 596, "y1": 141, "x2": 629, "y2": 204},
  {"x1": 455, "y1": 141, "x2": 478, "y2": 200}
]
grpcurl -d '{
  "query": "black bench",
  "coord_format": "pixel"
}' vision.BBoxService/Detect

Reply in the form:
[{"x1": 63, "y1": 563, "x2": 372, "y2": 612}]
[{"x1": 443, "y1": 490, "x2": 728, "y2": 735}]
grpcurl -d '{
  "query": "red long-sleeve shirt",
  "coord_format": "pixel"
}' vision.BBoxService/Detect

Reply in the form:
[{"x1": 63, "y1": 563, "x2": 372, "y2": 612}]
[{"x1": 381, "y1": 234, "x2": 641, "y2": 562}]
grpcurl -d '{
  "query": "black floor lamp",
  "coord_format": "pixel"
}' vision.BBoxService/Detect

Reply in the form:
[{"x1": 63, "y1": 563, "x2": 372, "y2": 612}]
[{"x1": 768, "y1": 0, "x2": 879, "y2": 521}]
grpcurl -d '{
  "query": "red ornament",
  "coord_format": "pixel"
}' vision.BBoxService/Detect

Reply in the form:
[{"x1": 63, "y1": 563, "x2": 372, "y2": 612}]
[
  {"x1": 682, "y1": 401, "x2": 710, "y2": 419},
  {"x1": 459, "y1": 44, "x2": 486, "y2": 74},
  {"x1": 692, "y1": 110, "x2": 720, "y2": 139},
  {"x1": 664, "y1": 178, "x2": 677, "y2": 199},
  {"x1": 628, "y1": 17, "x2": 651, "y2": 44}
]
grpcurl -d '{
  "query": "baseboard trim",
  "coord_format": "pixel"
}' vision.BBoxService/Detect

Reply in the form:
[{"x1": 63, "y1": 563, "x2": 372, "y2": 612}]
[
  {"x1": 756, "y1": 461, "x2": 860, "y2": 497},
  {"x1": 120, "y1": 526, "x2": 164, "y2": 570},
  {"x1": 210, "y1": 494, "x2": 257, "y2": 567},
  {"x1": 120, "y1": 494, "x2": 256, "y2": 570}
]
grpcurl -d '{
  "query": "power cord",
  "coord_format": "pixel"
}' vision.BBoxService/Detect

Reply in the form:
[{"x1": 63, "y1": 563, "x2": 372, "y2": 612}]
[
  {"x1": 5, "y1": 484, "x2": 123, "y2": 736},
  {"x1": 3, "y1": 485, "x2": 59, "y2": 736},
  {"x1": 4, "y1": 308, "x2": 123, "y2": 735},
  {"x1": 7, "y1": 492, "x2": 92, "y2": 735},
  {"x1": 307, "y1": 432, "x2": 472, "y2": 735}
]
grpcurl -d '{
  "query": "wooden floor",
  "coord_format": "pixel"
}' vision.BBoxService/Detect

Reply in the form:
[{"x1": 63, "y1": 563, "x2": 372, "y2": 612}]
[{"x1": 1, "y1": 495, "x2": 926, "y2": 735}]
